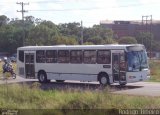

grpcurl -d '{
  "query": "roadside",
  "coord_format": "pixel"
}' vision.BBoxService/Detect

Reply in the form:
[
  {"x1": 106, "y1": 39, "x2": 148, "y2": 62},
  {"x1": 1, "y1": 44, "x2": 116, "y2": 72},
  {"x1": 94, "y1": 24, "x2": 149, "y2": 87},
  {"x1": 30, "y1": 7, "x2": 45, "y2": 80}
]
[
  {"x1": 113, "y1": 82, "x2": 160, "y2": 97},
  {"x1": 1, "y1": 75, "x2": 160, "y2": 97}
]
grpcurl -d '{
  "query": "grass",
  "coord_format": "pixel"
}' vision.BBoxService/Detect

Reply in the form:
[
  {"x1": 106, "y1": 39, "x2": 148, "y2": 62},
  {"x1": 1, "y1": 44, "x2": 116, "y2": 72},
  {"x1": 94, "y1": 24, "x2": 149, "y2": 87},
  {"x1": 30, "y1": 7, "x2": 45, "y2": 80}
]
[
  {"x1": 0, "y1": 83, "x2": 160, "y2": 109},
  {"x1": 148, "y1": 60, "x2": 160, "y2": 82},
  {"x1": 0, "y1": 61, "x2": 160, "y2": 111}
]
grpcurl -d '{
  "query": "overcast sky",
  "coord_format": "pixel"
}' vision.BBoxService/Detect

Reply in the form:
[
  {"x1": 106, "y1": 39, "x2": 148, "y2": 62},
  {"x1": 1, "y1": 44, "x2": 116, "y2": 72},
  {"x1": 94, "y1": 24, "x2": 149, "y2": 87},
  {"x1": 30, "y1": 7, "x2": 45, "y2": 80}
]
[{"x1": 0, "y1": 0, "x2": 160, "y2": 27}]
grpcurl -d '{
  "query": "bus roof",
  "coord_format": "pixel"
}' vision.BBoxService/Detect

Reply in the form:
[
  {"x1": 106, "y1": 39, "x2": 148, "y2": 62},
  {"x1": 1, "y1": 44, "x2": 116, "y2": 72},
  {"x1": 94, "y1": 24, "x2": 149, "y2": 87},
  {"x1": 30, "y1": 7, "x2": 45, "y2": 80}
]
[{"x1": 17, "y1": 44, "x2": 144, "y2": 51}]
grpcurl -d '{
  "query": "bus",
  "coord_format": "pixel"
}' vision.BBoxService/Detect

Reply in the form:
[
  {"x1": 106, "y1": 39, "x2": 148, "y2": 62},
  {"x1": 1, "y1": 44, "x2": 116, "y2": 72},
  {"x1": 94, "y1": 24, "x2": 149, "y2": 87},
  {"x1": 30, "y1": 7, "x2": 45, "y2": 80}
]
[{"x1": 17, "y1": 44, "x2": 150, "y2": 85}]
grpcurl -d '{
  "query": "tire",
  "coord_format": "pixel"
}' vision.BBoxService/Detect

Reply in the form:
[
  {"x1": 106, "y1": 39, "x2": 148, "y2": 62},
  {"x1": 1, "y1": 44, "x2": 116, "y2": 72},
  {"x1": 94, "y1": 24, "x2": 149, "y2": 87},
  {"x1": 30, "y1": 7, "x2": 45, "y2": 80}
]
[
  {"x1": 119, "y1": 82, "x2": 126, "y2": 86},
  {"x1": 99, "y1": 74, "x2": 109, "y2": 86},
  {"x1": 38, "y1": 71, "x2": 47, "y2": 83},
  {"x1": 56, "y1": 80, "x2": 65, "y2": 83}
]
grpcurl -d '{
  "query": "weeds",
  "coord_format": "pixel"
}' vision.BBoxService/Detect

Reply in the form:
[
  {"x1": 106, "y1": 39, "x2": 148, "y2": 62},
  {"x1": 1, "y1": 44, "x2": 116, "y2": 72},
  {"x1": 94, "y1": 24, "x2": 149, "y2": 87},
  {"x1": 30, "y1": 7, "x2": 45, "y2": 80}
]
[
  {"x1": 148, "y1": 60, "x2": 160, "y2": 82},
  {"x1": 0, "y1": 83, "x2": 160, "y2": 109},
  {"x1": 0, "y1": 61, "x2": 160, "y2": 109}
]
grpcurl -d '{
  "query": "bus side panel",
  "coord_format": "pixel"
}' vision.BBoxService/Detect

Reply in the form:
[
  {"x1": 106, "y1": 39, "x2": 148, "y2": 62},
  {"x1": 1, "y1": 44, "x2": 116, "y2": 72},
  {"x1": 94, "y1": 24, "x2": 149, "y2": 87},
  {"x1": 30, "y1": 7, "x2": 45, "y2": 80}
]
[
  {"x1": 35, "y1": 63, "x2": 112, "y2": 82},
  {"x1": 17, "y1": 61, "x2": 25, "y2": 78},
  {"x1": 47, "y1": 73, "x2": 97, "y2": 82},
  {"x1": 17, "y1": 51, "x2": 25, "y2": 78}
]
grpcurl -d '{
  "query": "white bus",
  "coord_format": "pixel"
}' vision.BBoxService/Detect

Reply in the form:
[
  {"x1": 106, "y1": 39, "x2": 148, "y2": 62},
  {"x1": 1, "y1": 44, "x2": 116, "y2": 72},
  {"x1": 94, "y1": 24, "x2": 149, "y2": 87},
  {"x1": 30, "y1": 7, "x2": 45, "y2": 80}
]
[{"x1": 17, "y1": 44, "x2": 150, "y2": 85}]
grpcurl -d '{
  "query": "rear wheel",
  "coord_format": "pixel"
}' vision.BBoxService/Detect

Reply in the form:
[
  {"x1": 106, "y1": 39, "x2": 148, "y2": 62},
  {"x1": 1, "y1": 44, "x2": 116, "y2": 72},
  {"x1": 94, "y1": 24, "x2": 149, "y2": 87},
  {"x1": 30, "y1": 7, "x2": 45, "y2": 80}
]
[
  {"x1": 98, "y1": 74, "x2": 109, "y2": 86},
  {"x1": 38, "y1": 71, "x2": 47, "y2": 83}
]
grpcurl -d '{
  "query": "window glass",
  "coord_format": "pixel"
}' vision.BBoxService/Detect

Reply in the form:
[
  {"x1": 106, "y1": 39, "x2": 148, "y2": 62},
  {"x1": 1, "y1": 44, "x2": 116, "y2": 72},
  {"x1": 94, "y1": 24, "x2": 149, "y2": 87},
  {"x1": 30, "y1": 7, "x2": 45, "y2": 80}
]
[
  {"x1": 36, "y1": 50, "x2": 45, "y2": 63},
  {"x1": 83, "y1": 50, "x2": 96, "y2": 64},
  {"x1": 97, "y1": 50, "x2": 111, "y2": 64},
  {"x1": 58, "y1": 50, "x2": 69, "y2": 63},
  {"x1": 25, "y1": 54, "x2": 34, "y2": 63},
  {"x1": 46, "y1": 50, "x2": 57, "y2": 63},
  {"x1": 19, "y1": 50, "x2": 24, "y2": 62},
  {"x1": 70, "y1": 50, "x2": 82, "y2": 63}
]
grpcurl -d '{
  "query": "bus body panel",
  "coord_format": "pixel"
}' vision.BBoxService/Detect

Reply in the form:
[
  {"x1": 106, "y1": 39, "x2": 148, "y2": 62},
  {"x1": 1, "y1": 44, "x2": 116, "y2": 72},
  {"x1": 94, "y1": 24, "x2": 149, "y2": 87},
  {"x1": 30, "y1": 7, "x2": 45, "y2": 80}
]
[
  {"x1": 35, "y1": 63, "x2": 112, "y2": 82},
  {"x1": 17, "y1": 44, "x2": 150, "y2": 85},
  {"x1": 126, "y1": 70, "x2": 150, "y2": 83}
]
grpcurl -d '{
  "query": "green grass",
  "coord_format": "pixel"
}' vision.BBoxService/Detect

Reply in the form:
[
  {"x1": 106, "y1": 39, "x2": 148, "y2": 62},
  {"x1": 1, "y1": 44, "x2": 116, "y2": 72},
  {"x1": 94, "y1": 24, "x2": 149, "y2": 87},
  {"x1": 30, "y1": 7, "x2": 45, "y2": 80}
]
[
  {"x1": 0, "y1": 61, "x2": 160, "y2": 110},
  {"x1": 0, "y1": 83, "x2": 160, "y2": 109},
  {"x1": 148, "y1": 60, "x2": 160, "y2": 82}
]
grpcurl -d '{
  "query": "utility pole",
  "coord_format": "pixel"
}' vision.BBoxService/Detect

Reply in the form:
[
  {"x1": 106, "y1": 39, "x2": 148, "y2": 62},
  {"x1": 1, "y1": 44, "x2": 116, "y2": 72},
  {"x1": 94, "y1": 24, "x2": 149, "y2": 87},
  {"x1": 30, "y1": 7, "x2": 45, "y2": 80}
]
[
  {"x1": 81, "y1": 20, "x2": 83, "y2": 45},
  {"x1": 17, "y1": 2, "x2": 29, "y2": 46},
  {"x1": 142, "y1": 15, "x2": 152, "y2": 59}
]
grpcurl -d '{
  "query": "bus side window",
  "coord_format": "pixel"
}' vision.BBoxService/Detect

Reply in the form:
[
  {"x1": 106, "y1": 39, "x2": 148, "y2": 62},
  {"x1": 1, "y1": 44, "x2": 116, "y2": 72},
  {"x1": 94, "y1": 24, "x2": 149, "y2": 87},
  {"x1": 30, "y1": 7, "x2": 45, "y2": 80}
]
[
  {"x1": 58, "y1": 50, "x2": 69, "y2": 63},
  {"x1": 70, "y1": 50, "x2": 82, "y2": 63},
  {"x1": 36, "y1": 50, "x2": 45, "y2": 63},
  {"x1": 97, "y1": 50, "x2": 111, "y2": 64},
  {"x1": 83, "y1": 50, "x2": 96, "y2": 64},
  {"x1": 19, "y1": 50, "x2": 24, "y2": 62},
  {"x1": 46, "y1": 50, "x2": 57, "y2": 63}
]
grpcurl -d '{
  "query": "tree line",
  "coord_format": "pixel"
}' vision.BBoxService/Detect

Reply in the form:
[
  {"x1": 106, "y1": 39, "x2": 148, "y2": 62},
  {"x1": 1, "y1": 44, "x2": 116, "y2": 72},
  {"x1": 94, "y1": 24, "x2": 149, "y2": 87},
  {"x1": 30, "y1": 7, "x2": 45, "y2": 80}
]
[{"x1": 0, "y1": 15, "x2": 159, "y2": 54}]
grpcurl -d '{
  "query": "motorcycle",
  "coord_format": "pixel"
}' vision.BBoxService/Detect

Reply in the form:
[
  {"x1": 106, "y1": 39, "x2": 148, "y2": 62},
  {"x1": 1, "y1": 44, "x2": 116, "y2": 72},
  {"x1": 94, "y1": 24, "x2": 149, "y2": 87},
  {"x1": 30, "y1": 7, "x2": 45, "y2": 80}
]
[{"x1": 3, "y1": 63, "x2": 16, "y2": 79}]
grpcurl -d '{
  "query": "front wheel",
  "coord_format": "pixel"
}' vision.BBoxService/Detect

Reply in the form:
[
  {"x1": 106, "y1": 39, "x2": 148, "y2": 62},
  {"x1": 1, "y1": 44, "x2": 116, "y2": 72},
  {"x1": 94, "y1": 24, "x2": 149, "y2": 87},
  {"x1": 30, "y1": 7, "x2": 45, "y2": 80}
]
[
  {"x1": 99, "y1": 74, "x2": 109, "y2": 86},
  {"x1": 38, "y1": 71, "x2": 47, "y2": 83}
]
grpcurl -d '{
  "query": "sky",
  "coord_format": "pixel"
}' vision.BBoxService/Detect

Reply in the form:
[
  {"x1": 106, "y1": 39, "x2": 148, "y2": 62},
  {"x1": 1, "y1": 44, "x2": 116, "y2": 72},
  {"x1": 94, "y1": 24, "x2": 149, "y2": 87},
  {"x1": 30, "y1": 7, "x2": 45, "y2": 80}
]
[{"x1": 0, "y1": 0, "x2": 160, "y2": 27}]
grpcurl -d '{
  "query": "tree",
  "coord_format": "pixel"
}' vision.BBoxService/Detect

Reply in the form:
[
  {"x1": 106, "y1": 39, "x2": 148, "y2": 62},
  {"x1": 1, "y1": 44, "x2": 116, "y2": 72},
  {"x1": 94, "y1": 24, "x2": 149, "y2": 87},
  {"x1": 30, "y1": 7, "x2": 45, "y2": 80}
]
[
  {"x1": 0, "y1": 25, "x2": 23, "y2": 54},
  {"x1": 58, "y1": 22, "x2": 81, "y2": 38},
  {"x1": 118, "y1": 36, "x2": 137, "y2": 44},
  {"x1": 151, "y1": 40, "x2": 160, "y2": 52},
  {"x1": 0, "y1": 15, "x2": 9, "y2": 26},
  {"x1": 26, "y1": 20, "x2": 63, "y2": 45},
  {"x1": 55, "y1": 36, "x2": 78, "y2": 45},
  {"x1": 136, "y1": 32, "x2": 153, "y2": 50},
  {"x1": 0, "y1": 15, "x2": 124, "y2": 54},
  {"x1": 83, "y1": 25, "x2": 114, "y2": 44}
]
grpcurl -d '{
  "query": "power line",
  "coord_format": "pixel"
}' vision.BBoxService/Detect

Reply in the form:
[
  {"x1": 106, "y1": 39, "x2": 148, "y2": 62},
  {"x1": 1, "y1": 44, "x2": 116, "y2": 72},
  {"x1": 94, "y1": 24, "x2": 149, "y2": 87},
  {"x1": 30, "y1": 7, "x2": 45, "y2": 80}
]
[
  {"x1": 0, "y1": 2, "x2": 158, "y2": 9},
  {"x1": 17, "y1": 2, "x2": 29, "y2": 46},
  {"x1": 28, "y1": 3, "x2": 159, "y2": 12},
  {"x1": 142, "y1": 15, "x2": 152, "y2": 59},
  {"x1": 17, "y1": 2, "x2": 29, "y2": 20},
  {"x1": 30, "y1": 0, "x2": 64, "y2": 4},
  {"x1": 81, "y1": 20, "x2": 83, "y2": 45}
]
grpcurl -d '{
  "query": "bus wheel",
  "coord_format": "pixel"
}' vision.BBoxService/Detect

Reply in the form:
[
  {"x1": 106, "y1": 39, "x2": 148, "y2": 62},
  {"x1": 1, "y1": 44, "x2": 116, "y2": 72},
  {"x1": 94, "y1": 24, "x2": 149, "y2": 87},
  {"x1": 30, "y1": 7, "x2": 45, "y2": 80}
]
[
  {"x1": 120, "y1": 83, "x2": 126, "y2": 86},
  {"x1": 99, "y1": 74, "x2": 109, "y2": 86},
  {"x1": 38, "y1": 71, "x2": 47, "y2": 83},
  {"x1": 56, "y1": 80, "x2": 65, "y2": 82}
]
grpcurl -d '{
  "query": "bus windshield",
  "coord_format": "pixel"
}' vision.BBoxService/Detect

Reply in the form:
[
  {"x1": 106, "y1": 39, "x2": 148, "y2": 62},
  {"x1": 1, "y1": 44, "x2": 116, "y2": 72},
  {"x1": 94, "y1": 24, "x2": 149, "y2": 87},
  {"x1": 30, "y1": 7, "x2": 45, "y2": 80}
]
[{"x1": 127, "y1": 50, "x2": 148, "y2": 71}]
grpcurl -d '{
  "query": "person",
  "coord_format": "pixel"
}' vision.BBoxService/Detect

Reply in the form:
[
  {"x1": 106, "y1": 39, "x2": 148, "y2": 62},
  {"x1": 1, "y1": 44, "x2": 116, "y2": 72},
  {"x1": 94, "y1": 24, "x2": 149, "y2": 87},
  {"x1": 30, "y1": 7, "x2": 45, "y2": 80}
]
[
  {"x1": 2, "y1": 57, "x2": 16, "y2": 79},
  {"x1": 2, "y1": 57, "x2": 9, "y2": 74},
  {"x1": 113, "y1": 60, "x2": 119, "y2": 73}
]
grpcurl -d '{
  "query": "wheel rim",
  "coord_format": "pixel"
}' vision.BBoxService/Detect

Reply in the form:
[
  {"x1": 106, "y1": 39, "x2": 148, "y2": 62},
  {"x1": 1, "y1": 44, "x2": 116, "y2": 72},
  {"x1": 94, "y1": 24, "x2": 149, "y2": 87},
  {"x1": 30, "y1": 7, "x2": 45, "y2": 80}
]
[
  {"x1": 39, "y1": 74, "x2": 45, "y2": 81},
  {"x1": 101, "y1": 76, "x2": 107, "y2": 85}
]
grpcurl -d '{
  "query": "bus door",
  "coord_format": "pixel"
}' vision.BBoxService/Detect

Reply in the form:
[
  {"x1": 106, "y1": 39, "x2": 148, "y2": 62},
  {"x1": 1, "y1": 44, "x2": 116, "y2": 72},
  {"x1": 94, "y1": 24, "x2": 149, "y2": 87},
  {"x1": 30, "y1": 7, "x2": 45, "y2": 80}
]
[
  {"x1": 112, "y1": 52, "x2": 126, "y2": 84},
  {"x1": 25, "y1": 52, "x2": 35, "y2": 78}
]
